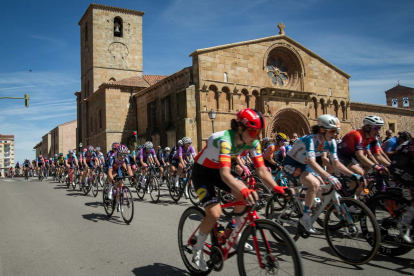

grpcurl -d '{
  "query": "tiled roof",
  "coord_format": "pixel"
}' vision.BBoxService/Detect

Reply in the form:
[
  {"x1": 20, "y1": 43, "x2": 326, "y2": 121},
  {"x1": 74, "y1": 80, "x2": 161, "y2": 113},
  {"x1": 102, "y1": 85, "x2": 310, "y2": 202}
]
[
  {"x1": 106, "y1": 76, "x2": 150, "y2": 88},
  {"x1": 385, "y1": 84, "x2": 414, "y2": 94},
  {"x1": 142, "y1": 75, "x2": 169, "y2": 86}
]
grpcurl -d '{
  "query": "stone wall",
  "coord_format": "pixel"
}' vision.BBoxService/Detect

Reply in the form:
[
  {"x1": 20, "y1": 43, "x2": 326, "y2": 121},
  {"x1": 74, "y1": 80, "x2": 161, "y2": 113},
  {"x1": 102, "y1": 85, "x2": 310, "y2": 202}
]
[
  {"x1": 62, "y1": 120, "x2": 77, "y2": 154},
  {"x1": 350, "y1": 102, "x2": 414, "y2": 136}
]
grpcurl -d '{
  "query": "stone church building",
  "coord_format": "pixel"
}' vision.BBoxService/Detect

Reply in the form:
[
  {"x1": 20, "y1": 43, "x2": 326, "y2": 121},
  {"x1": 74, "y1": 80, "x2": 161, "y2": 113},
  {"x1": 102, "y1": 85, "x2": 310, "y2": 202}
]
[{"x1": 76, "y1": 4, "x2": 414, "y2": 153}]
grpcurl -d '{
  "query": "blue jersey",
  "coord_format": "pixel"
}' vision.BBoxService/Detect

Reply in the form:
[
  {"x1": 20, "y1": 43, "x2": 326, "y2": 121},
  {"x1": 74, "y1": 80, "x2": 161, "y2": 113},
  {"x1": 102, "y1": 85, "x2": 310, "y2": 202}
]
[
  {"x1": 381, "y1": 137, "x2": 398, "y2": 153},
  {"x1": 286, "y1": 134, "x2": 338, "y2": 164},
  {"x1": 65, "y1": 154, "x2": 78, "y2": 164},
  {"x1": 161, "y1": 152, "x2": 170, "y2": 162}
]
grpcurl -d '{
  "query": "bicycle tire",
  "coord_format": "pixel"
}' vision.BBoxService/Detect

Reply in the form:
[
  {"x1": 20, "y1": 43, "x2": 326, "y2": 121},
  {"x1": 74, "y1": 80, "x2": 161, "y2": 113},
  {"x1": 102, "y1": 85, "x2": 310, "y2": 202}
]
[
  {"x1": 366, "y1": 193, "x2": 412, "y2": 256},
  {"x1": 237, "y1": 219, "x2": 303, "y2": 276},
  {"x1": 102, "y1": 185, "x2": 115, "y2": 218},
  {"x1": 169, "y1": 176, "x2": 183, "y2": 203},
  {"x1": 188, "y1": 179, "x2": 201, "y2": 207},
  {"x1": 149, "y1": 176, "x2": 160, "y2": 203},
  {"x1": 324, "y1": 198, "x2": 380, "y2": 265},
  {"x1": 135, "y1": 175, "x2": 146, "y2": 200},
  {"x1": 178, "y1": 207, "x2": 212, "y2": 276},
  {"x1": 92, "y1": 177, "x2": 99, "y2": 197},
  {"x1": 120, "y1": 186, "x2": 134, "y2": 224},
  {"x1": 83, "y1": 180, "x2": 91, "y2": 195}
]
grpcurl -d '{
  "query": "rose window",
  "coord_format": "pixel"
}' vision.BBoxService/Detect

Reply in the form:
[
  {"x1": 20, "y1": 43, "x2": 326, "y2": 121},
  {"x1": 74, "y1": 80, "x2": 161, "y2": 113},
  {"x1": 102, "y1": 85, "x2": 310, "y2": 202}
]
[{"x1": 266, "y1": 57, "x2": 289, "y2": 87}]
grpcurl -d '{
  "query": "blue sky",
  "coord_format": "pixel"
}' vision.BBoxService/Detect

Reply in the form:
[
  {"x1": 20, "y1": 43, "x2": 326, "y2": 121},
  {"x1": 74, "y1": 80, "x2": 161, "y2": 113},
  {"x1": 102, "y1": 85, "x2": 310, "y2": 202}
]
[{"x1": 1, "y1": 0, "x2": 413, "y2": 164}]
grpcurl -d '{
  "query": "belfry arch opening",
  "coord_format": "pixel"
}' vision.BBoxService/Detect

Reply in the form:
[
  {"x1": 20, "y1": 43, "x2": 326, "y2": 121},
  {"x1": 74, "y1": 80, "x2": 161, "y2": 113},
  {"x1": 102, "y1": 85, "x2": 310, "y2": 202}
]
[{"x1": 267, "y1": 108, "x2": 310, "y2": 139}]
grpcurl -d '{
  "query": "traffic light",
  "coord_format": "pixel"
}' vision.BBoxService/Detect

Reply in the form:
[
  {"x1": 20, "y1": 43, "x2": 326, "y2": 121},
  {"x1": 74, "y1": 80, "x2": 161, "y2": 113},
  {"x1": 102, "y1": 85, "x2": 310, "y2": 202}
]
[
  {"x1": 133, "y1": 131, "x2": 137, "y2": 142},
  {"x1": 24, "y1": 94, "x2": 30, "y2": 107}
]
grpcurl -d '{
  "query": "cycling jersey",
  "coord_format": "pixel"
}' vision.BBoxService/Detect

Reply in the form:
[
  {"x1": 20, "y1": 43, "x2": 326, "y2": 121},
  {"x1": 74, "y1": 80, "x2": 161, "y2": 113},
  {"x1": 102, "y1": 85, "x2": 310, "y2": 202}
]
[
  {"x1": 65, "y1": 154, "x2": 78, "y2": 165},
  {"x1": 23, "y1": 161, "x2": 31, "y2": 167},
  {"x1": 381, "y1": 137, "x2": 399, "y2": 153},
  {"x1": 263, "y1": 143, "x2": 286, "y2": 162},
  {"x1": 390, "y1": 138, "x2": 414, "y2": 184},
  {"x1": 139, "y1": 148, "x2": 156, "y2": 162},
  {"x1": 161, "y1": 152, "x2": 170, "y2": 163},
  {"x1": 96, "y1": 152, "x2": 104, "y2": 164},
  {"x1": 173, "y1": 145, "x2": 196, "y2": 160},
  {"x1": 194, "y1": 130, "x2": 264, "y2": 169},
  {"x1": 83, "y1": 151, "x2": 97, "y2": 163},
  {"x1": 58, "y1": 156, "x2": 65, "y2": 165},
  {"x1": 337, "y1": 129, "x2": 380, "y2": 157},
  {"x1": 105, "y1": 153, "x2": 131, "y2": 175},
  {"x1": 37, "y1": 157, "x2": 44, "y2": 165},
  {"x1": 286, "y1": 133, "x2": 338, "y2": 164},
  {"x1": 106, "y1": 150, "x2": 115, "y2": 161}
]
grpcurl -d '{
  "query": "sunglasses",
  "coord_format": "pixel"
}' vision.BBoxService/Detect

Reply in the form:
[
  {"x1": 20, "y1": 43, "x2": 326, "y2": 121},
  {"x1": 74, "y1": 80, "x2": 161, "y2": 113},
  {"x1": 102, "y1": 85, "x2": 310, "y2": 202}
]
[
  {"x1": 246, "y1": 128, "x2": 261, "y2": 138},
  {"x1": 185, "y1": 143, "x2": 192, "y2": 145},
  {"x1": 372, "y1": 126, "x2": 381, "y2": 131},
  {"x1": 328, "y1": 129, "x2": 340, "y2": 134},
  {"x1": 146, "y1": 147, "x2": 152, "y2": 150}
]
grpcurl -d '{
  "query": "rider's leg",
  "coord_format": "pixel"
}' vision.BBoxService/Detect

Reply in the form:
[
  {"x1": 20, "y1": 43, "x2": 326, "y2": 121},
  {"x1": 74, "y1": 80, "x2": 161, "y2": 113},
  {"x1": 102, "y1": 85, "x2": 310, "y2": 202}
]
[
  {"x1": 299, "y1": 171, "x2": 323, "y2": 233},
  {"x1": 175, "y1": 163, "x2": 184, "y2": 186},
  {"x1": 194, "y1": 203, "x2": 221, "y2": 251},
  {"x1": 347, "y1": 163, "x2": 365, "y2": 197}
]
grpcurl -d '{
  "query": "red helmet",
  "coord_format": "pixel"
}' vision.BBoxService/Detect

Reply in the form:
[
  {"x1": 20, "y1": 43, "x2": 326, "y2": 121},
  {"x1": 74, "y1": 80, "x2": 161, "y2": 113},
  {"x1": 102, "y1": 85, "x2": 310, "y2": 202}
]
[{"x1": 236, "y1": 108, "x2": 265, "y2": 130}]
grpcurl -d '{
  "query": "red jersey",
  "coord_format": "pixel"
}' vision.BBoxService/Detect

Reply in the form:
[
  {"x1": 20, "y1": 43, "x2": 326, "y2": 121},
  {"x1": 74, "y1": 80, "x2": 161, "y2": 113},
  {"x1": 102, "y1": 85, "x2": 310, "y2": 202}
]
[{"x1": 338, "y1": 129, "x2": 380, "y2": 157}]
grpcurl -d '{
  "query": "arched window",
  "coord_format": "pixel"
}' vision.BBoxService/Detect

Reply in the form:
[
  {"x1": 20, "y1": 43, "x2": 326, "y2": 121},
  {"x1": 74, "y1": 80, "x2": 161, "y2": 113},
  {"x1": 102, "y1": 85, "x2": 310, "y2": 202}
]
[
  {"x1": 392, "y1": 98, "x2": 398, "y2": 107},
  {"x1": 114, "y1": 17, "x2": 123, "y2": 37},
  {"x1": 403, "y1": 97, "x2": 409, "y2": 107}
]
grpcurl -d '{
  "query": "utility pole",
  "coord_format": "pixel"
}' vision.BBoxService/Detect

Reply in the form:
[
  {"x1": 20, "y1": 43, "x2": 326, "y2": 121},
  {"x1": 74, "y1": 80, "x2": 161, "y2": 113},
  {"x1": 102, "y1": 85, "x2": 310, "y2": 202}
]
[{"x1": 0, "y1": 94, "x2": 30, "y2": 107}]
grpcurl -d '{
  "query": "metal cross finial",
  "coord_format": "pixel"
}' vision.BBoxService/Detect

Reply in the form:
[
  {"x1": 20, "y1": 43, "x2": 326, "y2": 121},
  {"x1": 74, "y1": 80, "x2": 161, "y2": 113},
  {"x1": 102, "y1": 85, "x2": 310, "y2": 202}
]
[{"x1": 278, "y1": 22, "x2": 285, "y2": 35}]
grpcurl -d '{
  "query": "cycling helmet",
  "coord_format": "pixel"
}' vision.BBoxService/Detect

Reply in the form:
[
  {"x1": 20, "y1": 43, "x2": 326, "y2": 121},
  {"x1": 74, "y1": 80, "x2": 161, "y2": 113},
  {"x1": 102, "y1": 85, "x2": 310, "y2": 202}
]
[
  {"x1": 87, "y1": 145, "x2": 94, "y2": 151},
  {"x1": 263, "y1": 137, "x2": 269, "y2": 142},
  {"x1": 317, "y1": 114, "x2": 340, "y2": 130},
  {"x1": 363, "y1": 115, "x2": 384, "y2": 126},
  {"x1": 95, "y1": 147, "x2": 101, "y2": 151},
  {"x1": 276, "y1": 133, "x2": 288, "y2": 141},
  {"x1": 111, "y1": 142, "x2": 120, "y2": 149},
  {"x1": 83, "y1": 148, "x2": 87, "y2": 152},
  {"x1": 68, "y1": 150, "x2": 74, "y2": 155},
  {"x1": 182, "y1": 137, "x2": 192, "y2": 144},
  {"x1": 164, "y1": 147, "x2": 171, "y2": 151},
  {"x1": 54, "y1": 154, "x2": 58, "y2": 157},
  {"x1": 144, "y1": 141, "x2": 153, "y2": 149},
  {"x1": 398, "y1": 131, "x2": 412, "y2": 142},
  {"x1": 59, "y1": 153, "x2": 63, "y2": 156},
  {"x1": 117, "y1": 145, "x2": 129, "y2": 154},
  {"x1": 178, "y1": 140, "x2": 183, "y2": 146},
  {"x1": 236, "y1": 108, "x2": 265, "y2": 130}
]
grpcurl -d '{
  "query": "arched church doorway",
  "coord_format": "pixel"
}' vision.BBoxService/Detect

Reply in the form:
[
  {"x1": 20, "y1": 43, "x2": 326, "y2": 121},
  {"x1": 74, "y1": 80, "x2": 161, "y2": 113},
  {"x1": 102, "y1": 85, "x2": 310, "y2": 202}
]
[{"x1": 267, "y1": 108, "x2": 310, "y2": 139}]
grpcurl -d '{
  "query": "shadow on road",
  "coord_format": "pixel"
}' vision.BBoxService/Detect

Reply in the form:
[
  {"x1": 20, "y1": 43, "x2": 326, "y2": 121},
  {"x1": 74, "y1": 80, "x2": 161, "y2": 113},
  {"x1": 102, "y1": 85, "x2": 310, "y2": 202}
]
[
  {"x1": 82, "y1": 213, "x2": 125, "y2": 224},
  {"x1": 301, "y1": 250, "x2": 361, "y2": 270},
  {"x1": 85, "y1": 201, "x2": 103, "y2": 208},
  {"x1": 66, "y1": 193, "x2": 86, "y2": 197},
  {"x1": 132, "y1": 263, "x2": 189, "y2": 276}
]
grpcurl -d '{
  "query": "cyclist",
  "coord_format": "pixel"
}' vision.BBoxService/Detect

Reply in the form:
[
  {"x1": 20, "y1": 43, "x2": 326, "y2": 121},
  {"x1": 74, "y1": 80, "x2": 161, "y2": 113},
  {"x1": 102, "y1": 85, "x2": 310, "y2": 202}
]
[
  {"x1": 172, "y1": 137, "x2": 196, "y2": 187},
  {"x1": 77, "y1": 152, "x2": 84, "y2": 184},
  {"x1": 9, "y1": 166, "x2": 14, "y2": 178},
  {"x1": 138, "y1": 142, "x2": 162, "y2": 187},
  {"x1": 23, "y1": 158, "x2": 31, "y2": 176},
  {"x1": 381, "y1": 131, "x2": 412, "y2": 158},
  {"x1": 161, "y1": 147, "x2": 171, "y2": 166},
  {"x1": 65, "y1": 150, "x2": 79, "y2": 181},
  {"x1": 283, "y1": 114, "x2": 364, "y2": 234},
  {"x1": 106, "y1": 142, "x2": 120, "y2": 162},
  {"x1": 15, "y1": 161, "x2": 21, "y2": 175},
  {"x1": 83, "y1": 145, "x2": 98, "y2": 186},
  {"x1": 105, "y1": 145, "x2": 135, "y2": 206},
  {"x1": 191, "y1": 108, "x2": 288, "y2": 271},
  {"x1": 170, "y1": 140, "x2": 183, "y2": 164},
  {"x1": 337, "y1": 115, "x2": 387, "y2": 198},
  {"x1": 389, "y1": 137, "x2": 414, "y2": 243},
  {"x1": 131, "y1": 144, "x2": 141, "y2": 165},
  {"x1": 263, "y1": 133, "x2": 287, "y2": 171},
  {"x1": 95, "y1": 147, "x2": 105, "y2": 166},
  {"x1": 36, "y1": 154, "x2": 45, "y2": 176}
]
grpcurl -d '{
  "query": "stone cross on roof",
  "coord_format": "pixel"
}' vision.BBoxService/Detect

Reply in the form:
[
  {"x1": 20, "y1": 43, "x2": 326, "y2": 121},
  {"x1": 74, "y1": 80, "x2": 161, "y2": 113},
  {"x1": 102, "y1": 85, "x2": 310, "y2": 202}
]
[{"x1": 278, "y1": 22, "x2": 285, "y2": 35}]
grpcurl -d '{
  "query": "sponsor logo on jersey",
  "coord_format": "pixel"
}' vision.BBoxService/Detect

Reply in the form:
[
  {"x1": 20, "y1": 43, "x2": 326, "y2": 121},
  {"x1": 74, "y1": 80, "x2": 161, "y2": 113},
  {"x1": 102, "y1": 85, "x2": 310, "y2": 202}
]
[
  {"x1": 293, "y1": 168, "x2": 302, "y2": 177},
  {"x1": 197, "y1": 186, "x2": 209, "y2": 200},
  {"x1": 219, "y1": 155, "x2": 231, "y2": 162},
  {"x1": 220, "y1": 141, "x2": 231, "y2": 154},
  {"x1": 256, "y1": 143, "x2": 262, "y2": 154}
]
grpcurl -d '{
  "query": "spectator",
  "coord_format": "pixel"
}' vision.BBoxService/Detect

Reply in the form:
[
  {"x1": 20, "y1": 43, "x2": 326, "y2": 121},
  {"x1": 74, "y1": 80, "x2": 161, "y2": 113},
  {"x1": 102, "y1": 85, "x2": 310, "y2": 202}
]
[
  {"x1": 156, "y1": 146, "x2": 163, "y2": 161},
  {"x1": 263, "y1": 137, "x2": 270, "y2": 151},
  {"x1": 383, "y1": 129, "x2": 393, "y2": 143},
  {"x1": 291, "y1": 133, "x2": 298, "y2": 144}
]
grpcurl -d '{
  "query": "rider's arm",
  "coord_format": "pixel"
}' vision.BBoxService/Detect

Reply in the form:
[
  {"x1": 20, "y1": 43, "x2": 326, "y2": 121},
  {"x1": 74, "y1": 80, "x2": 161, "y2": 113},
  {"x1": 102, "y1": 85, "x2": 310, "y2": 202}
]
[
  {"x1": 308, "y1": 158, "x2": 331, "y2": 179},
  {"x1": 373, "y1": 150, "x2": 391, "y2": 167}
]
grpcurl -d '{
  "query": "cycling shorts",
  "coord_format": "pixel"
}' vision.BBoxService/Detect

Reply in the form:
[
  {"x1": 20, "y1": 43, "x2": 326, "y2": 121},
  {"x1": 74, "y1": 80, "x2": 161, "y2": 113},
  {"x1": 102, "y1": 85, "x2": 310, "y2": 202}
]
[
  {"x1": 192, "y1": 163, "x2": 240, "y2": 208},
  {"x1": 171, "y1": 158, "x2": 180, "y2": 168},
  {"x1": 38, "y1": 163, "x2": 44, "y2": 166},
  {"x1": 282, "y1": 155, "x2": 319, "y2": 181},
  {"x1": 337, "y1": 152, "x2": 359, "y2": 167},
  {"x1": 264, "y1": 159, "x2": 277, "y2": 172}
]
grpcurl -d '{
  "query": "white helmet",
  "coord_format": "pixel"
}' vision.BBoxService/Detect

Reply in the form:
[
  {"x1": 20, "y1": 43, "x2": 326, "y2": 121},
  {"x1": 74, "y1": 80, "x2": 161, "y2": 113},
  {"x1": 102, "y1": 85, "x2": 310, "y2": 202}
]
[
  {"x1": 263, "y1": 137, "x2": 269, "y2": 142},
  {"x1": 317, "y1": 114, "x2": 340, "y2": 129},
  {"x1": 178, "y1": 140, "x2": 183, "y2": 145},
  {"x1": 143, "y1": 141, "x2": 153, "y2": 149},
  {"x1": 182, "y1": 137, "x2": 192, "y2": 144},
  {"x1": 164, "y1": 147, "x2": 170, "y2": 151},
  {"x1": 363, "y1": 115, "x2": 384, "y2": 126}
]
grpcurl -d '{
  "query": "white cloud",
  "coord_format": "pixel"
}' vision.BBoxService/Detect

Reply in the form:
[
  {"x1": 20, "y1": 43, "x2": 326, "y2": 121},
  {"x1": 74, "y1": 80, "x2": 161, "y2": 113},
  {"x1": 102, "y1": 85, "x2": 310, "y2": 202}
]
[{"x1": 28, "y1": 35, "x2": 67, "y2": 48}]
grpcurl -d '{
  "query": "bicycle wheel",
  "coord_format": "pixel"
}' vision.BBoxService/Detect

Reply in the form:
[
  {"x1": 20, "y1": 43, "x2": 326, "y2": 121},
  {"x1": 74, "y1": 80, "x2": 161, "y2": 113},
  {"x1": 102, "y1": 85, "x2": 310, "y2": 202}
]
[
  {"x1": 188, "y1": 179, "x2": 201, "y2": 207},
  {"x1": 178, "y1": 207, "x2": 212, "y2": 276},
  {"x1": 149, "y1": 176, "x2": 160, "y2": 203},
  {"x1": 83, "y1": 180, "x2": 91, "y2": 195},
  {"x1": 367, "y1": 193, "x2": 412, "y2": 256},
  {"x1": 253, "y1": 182, "x2": 270, "y2": 213},
  {"x1": 103, "y1": 185, "x2": 115, "y2": 218},
  {"x1": 237, "y1": 219, "x2": 303, "y2": 276},
  {"x1": 120, "y1": 186, "x2": 134, "y2": 224},
  {"x1": 66, "y1": 175, "x2": 71, "y2": 188},
  {"x1": 169, "y1": 176, "x2": 183, "y2": 202},
  {"x1": 92, "y1": 177, "x2": 99, "y2": 197},
  {"x1": 324, "y1": 198, "x2": 380, "y2": 265},
  {"x1": 135, "y1": 175, "x2": 146, "y2": 200}
]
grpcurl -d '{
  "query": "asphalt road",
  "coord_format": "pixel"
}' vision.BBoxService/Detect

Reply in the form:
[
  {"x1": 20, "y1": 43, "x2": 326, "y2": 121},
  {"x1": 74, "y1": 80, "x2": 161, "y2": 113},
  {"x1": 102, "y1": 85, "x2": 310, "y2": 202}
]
[{"x1": 0, "y1": 177, "x2": 413, "y2": 276}]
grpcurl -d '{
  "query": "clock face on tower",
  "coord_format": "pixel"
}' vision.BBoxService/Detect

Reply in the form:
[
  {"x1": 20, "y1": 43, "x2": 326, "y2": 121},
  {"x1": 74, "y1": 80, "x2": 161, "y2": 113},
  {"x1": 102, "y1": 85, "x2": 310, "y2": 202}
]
[{"x1": 108, "y1": 42, "x2": 129, "y2": 69}]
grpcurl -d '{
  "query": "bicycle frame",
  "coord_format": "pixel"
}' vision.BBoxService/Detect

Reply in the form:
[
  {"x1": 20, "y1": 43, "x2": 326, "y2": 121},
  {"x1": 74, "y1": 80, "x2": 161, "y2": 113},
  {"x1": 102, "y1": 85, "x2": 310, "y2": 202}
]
[
  {"x1": 187, "y1": 202, "x2": 270, "y2": 269},
  {"x1": 278, "y1": 183, "x2": 354, "y2": 228}
]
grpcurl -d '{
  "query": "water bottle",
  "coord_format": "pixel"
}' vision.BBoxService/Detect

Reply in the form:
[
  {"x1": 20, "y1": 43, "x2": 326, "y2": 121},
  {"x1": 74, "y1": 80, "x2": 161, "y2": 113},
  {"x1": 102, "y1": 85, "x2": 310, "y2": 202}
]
[
  {"x1": 217, "y1": 225, "x2": 225, "y2": 245},
  {"x1": 224, "y1": 219, "x2": 236, "y2": 238},
  {"x1": 181, "y1": 177, "x2": 186, "y2": 187}
]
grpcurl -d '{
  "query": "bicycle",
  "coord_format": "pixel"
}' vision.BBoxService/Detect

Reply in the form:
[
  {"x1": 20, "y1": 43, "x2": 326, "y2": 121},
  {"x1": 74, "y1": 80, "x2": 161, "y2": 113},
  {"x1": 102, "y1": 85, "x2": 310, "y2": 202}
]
[
  {"x1": 38, "y1": 167, "x2": 44, "y2": 182},
  {"x1": 178, "y1": 194, "x2": 303, "y2": 275},
  {"x1": 168, "y1": 163, "x2": 194, "y2": 203},
  {"x1": 24, "y1": 168, "x2": 29, "y2": 180},
  {"x1": 66, "y1": 166, "x2": 78, "y2": 190},
  {"x1": 102, "y1": 175, "x2": 134, "y2": 224},
  {"x1": 136, "y1": 162, "x2": 161, "y2": 203},
  {"x1": 265, "y1": 178, "x2": 380, "y2": 265}
]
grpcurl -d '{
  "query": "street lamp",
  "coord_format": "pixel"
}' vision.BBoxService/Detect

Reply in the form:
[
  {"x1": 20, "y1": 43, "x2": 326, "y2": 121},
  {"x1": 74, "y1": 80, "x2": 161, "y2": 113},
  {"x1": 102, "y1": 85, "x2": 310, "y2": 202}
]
[{"x1": 208, "y1": 109, "x2": 217, "y2": 133}]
